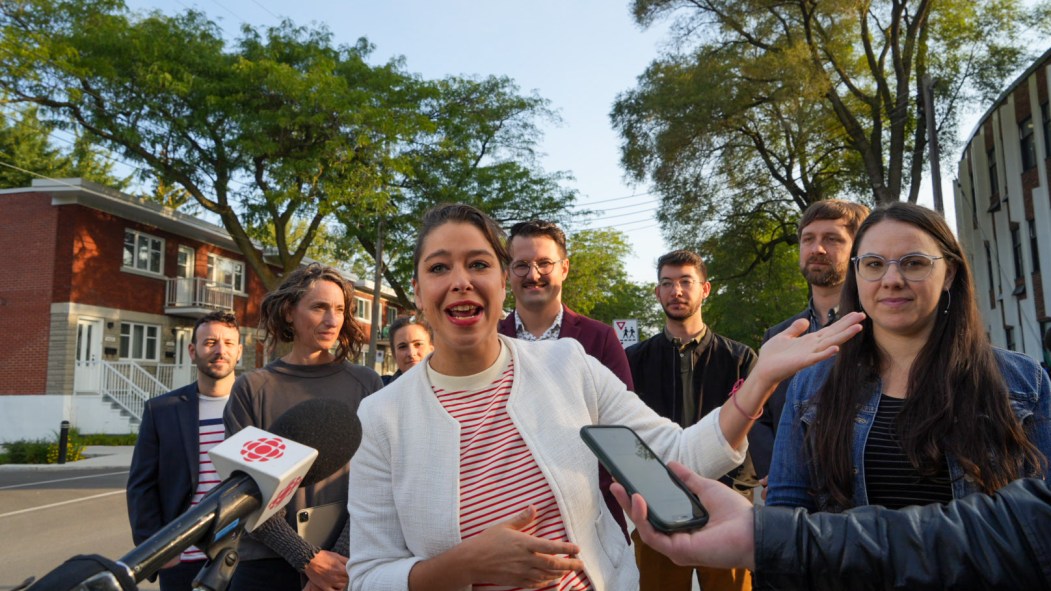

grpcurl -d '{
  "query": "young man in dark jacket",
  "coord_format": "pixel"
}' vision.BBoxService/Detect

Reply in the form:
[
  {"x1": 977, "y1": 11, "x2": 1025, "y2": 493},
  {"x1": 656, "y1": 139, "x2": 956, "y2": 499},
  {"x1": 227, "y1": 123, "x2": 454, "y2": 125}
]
[
  {"x1": 614, "y1": 462, "x2": 1051, "y2": 590},
  {"x1": 626, "y1": 249, "x2": 756, "y2": 591}
]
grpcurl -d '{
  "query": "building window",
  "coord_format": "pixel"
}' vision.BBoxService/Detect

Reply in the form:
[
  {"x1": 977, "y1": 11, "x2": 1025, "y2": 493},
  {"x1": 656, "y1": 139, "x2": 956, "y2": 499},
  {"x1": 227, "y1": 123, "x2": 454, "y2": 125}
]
[
  {"x1": 386, "y1": 306, "x2": 398, "y2": 327},
  {"x1": 1030, "y1": 219, "x2": 1041, "y2": 274},
  {"x1": 123, "y1": 230, "x2": 164, "y2": 275},
  {"x1": 1020, "y1": 117, "x2": 1037, "y2": 171},
  {"x1": 987, "y1": 148, "x2": 999, "y2": 199},
  {"x1": 1005, "y1": 325, "x2": 1015, "y2": 351},
  {"x1": 120, "y1": 322, "x2": 160, "y2": 362},
  {"x1": 207, "y1": 254, "x2": 245, "y2": 292},
  {"x1": 1011, "y1": 224, "x2": 1024, "y2": 280},
  {"x1": 177, "y1": 246, "x2": 195, "y2": 279},
  {"x1": 355, "y1": 297, "x2": 371, "y2": 322}
]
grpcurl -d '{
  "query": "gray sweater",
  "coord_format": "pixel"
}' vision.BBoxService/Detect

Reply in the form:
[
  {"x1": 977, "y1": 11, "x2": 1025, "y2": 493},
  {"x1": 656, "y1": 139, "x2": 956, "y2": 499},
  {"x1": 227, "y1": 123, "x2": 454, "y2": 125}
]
[{"x1": 224, "y1": 358, "x2": 381, "y2": 567}]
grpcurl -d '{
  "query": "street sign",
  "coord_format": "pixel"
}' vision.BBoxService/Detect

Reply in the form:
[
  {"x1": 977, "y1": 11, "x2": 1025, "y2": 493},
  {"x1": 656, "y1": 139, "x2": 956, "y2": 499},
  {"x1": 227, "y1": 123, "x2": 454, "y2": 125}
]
[{"x1": 613, "y1": 319, "x2": 638, "y2": 348}]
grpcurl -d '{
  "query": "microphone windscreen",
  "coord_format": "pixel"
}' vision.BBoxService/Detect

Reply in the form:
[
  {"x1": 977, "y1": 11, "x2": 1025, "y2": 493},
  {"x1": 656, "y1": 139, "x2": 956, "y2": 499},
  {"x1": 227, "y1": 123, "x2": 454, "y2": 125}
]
[{"x1": 269, "y1": 398, "x2": 362, "y2": 485}]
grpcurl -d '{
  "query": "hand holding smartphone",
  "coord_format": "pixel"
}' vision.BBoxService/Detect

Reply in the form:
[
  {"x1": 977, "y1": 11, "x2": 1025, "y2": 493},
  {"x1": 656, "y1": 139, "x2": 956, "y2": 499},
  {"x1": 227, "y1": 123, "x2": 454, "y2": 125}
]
[{"x1": 580, "y1": 425, "x2": 709, "y2": 533}]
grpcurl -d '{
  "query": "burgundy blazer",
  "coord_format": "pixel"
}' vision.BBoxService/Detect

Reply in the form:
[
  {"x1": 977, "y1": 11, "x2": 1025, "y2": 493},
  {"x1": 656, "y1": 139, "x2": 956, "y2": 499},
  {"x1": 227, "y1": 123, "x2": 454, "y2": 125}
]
[{"x1": 497, "y1": 305, "x2": 634, "y2": 391}]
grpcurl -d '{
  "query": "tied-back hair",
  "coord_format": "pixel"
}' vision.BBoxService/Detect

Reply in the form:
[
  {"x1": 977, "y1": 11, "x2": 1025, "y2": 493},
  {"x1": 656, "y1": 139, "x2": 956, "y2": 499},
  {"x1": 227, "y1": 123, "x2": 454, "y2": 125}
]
[
  {"x1": 808, "y1": 202, "x2": 1046, "y2": 509},
  {"x1": 259, "y1": 263, "x2": 366, "y2": 363},
  {"x1": 412, "y1": 203, "x2": 510, "y2": 279},
  {"x1": 388, "y1": 315, "x2": 433, "y2": 346}
]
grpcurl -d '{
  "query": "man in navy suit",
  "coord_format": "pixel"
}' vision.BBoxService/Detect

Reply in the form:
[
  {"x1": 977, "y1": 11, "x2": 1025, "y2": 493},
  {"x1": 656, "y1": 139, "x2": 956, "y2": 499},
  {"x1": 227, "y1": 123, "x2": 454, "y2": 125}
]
[
  {"x1": 127, "y1": 311, "x2": 242, "y2": 591},
  {"x1": 498, "y1": 219, "x2": 634, "y2": 537}
]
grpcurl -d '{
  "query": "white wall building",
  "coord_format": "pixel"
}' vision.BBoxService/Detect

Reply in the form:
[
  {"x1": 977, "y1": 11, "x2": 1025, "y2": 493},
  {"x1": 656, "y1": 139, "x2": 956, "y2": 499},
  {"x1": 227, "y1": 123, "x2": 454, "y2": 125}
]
[{"x1": 953, "y1": 47, "x2": 1051, "y2": 364}]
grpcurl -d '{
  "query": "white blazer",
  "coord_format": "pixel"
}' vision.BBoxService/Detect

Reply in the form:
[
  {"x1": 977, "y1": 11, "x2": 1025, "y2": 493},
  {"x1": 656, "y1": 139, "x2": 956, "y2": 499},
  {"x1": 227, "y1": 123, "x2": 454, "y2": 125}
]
[{"x1": 347, "y1": 335, "x2": 746, "y2": 591}]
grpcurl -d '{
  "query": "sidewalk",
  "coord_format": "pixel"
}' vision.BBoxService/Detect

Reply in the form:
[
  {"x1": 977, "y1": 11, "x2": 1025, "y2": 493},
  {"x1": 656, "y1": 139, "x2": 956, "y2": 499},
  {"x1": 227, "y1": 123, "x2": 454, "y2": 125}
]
[{"x1": 0, "y1": 446, "x2": 134, "y2": 471}]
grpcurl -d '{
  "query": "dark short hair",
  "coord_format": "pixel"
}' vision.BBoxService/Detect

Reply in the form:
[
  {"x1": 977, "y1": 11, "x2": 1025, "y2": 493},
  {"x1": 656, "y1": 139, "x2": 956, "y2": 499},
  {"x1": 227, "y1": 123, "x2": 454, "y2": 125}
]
[
  {"x1": 259, "y1": 263, "x2": 366, "y2": 362},
  {"x1": 656, "y1": 250, "x2": 708, "y2": 281},
  {"x1": 389, "y1": 316, "x2": 433, "y2": 346},
  {"x1": 191, "y1": 311, "x2": 238, "y2": 345},
  {"x1": 798, "y1": 199, "x2": 871, "y2": 239},
  {"x1": 412, "y1": 203, "x2": 510, "y2": 279},
  {"x1": 507, "y1": 220, "x2": 568, "y2": 258}
]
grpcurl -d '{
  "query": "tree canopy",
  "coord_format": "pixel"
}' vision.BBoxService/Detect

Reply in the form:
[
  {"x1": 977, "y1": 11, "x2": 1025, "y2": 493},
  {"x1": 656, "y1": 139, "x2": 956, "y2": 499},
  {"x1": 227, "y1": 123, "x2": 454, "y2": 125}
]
[
  {"x1": 612, "y1": 0, "x2": 1048, "y2": 342},
  {"x1": 0, "y1": 0, "x2": 578, "y2": 293},
  {"x1": 0, "y1": 105, "x2": 125, "y2": 189}
]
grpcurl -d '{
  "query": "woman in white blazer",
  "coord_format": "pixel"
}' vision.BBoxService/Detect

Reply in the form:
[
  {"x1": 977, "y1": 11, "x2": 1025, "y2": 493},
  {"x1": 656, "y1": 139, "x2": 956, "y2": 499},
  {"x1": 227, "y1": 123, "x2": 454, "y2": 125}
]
[{"x1": 346, "y1": 204, "x2": 864, "y2": 591}]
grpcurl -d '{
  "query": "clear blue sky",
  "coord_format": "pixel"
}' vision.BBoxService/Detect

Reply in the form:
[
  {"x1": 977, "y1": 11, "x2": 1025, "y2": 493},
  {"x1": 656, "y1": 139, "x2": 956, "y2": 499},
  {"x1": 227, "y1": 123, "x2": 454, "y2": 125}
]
[{"x1": 124, "y1": 0, "x2": 672, "y2": 281}]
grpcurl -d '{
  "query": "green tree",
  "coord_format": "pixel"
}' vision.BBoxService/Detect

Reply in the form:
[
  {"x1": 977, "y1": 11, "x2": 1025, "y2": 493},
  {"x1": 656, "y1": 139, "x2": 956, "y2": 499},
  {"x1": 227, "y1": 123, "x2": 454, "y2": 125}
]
[
  {"x1": 561, "y1": 228, "x2": 661, "y2": 337},
  {"x1": 336, "y1": 75, "x2": 580, "y2": 308},
  {"x1": 0, "y1": 105, "x2": 125, "y2": 189},
  {"x1": 0, "y1": 1, "x2": 419, "y2": 288}
]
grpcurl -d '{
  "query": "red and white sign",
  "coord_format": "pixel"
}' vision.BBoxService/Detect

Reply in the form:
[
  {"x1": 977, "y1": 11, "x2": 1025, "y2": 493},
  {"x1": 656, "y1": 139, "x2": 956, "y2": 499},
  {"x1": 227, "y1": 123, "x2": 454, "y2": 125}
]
[{"x1": 210, "y1": 426, "x2": 317, "y2": 531}]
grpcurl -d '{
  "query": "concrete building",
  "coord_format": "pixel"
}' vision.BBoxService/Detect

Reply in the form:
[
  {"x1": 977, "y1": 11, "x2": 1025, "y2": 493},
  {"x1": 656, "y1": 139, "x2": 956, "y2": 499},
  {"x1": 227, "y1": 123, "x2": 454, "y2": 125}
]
[
  {"x1": 953, "y1": 47, "x2": 1051, "y2": 365},
  {"x1": 0, "y1": 178, "x2": 406, "y2": 441}
]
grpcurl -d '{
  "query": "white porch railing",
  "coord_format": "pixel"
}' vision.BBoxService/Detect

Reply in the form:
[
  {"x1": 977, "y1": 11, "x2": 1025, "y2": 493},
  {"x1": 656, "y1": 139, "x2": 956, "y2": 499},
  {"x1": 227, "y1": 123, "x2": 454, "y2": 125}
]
[
  {"x1": 156, "y1": 363, "x2": 198, "y2": 390},
  {"x1": 166, "y1": 277, "x2": 235, "y2": 310}
]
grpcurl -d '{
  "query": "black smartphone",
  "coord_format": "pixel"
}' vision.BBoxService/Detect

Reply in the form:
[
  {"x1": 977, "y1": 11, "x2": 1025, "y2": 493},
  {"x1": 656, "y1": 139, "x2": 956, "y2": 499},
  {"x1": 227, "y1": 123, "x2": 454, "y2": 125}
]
[{"x1": 580, "y1": 425, "x2": 709, "y2": 533}]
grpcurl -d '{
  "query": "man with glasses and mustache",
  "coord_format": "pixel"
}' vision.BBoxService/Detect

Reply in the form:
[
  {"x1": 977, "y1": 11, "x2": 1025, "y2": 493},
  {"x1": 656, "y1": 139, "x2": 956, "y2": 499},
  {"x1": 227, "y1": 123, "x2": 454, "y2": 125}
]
[
  {"x1": 127, "y1": 311, "x2": 242, "y2": 591},
  {"x1": 498, "y1": 219, "x2": 635, "y2": 536},
  {"x1": 750, "y1": 200, "x2": 870, "y2": 483},
  {"x1": 626, "y1": 249, "x2": 758, "y2": 591}
]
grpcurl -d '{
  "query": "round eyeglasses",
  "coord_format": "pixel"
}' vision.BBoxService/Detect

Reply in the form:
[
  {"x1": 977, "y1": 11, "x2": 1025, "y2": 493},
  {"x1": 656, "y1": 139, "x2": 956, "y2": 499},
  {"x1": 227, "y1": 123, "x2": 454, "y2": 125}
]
[
  {"x1": 852, "y1": 253, "x2": 943, "y2": 282},
  {"x1": 510, "y1": 259, "x2": 564, "y2": 277}
]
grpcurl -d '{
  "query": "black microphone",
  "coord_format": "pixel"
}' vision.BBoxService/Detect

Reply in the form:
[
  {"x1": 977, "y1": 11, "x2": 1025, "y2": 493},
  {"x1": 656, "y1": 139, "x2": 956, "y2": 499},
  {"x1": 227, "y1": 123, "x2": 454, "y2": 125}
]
[
  {"x1": 116, "y1": 398, "x2": 362, "y2": 584},
  {"x1": 21, "y1": 399, "x2": 362, "y2": 591}
]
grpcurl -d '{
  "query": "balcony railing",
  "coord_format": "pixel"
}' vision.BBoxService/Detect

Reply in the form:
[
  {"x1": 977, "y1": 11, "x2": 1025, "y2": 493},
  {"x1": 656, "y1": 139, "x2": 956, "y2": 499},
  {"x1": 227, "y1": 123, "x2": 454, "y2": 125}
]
[{"x1": 166, "y1": 277, "x2": 235, "y2": 311}]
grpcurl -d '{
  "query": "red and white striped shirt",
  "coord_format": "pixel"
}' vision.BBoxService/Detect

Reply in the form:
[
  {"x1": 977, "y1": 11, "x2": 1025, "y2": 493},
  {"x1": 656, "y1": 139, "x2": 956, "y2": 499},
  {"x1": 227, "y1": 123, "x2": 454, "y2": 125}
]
[
  {"x1": 431, "y1": 351, "x2": 590, "y2": 591},
  {"x1": 180, "y1": 394, "x2": 229, "y2": 563}
]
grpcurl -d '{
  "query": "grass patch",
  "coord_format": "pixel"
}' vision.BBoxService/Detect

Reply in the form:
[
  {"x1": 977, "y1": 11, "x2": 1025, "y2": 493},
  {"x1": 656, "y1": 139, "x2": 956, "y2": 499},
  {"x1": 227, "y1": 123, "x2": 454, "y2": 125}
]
[{"x1": 0, "y1": 429, "x2": 137, "y2": 465}]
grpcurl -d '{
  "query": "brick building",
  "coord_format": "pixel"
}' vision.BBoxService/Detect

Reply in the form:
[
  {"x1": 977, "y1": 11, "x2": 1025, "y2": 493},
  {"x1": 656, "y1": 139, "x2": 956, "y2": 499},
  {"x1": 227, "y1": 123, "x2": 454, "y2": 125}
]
[
  {"x1": 953, "y1": 47, "x2": 1051, "y2": 364},
  {"x1": 0, "y1": 178, "x2": 406, "y2": 440}
]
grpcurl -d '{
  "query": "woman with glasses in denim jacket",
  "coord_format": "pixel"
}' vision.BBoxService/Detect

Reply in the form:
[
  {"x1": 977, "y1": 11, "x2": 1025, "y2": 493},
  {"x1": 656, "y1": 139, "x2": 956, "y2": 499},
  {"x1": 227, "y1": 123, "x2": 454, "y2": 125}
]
[{"x1": 767, "y1": 202, "x2": 1050, "y2": 512}]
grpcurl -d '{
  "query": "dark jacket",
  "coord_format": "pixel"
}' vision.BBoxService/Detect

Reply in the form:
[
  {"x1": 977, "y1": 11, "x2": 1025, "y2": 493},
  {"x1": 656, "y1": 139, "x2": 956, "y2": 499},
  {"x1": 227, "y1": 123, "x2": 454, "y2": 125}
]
[
  {"x1": 626, "y1": 328, "x2": 756, "y2": 427},
  {"x1": 752, "y1": 308, "x2": 810, "y2": 477},
  {"x1": 498, "y1": 304, "x2": 634, "y2": 390},
  {"x1": 754, "y1": 477, "x2": 1051, "y2": 590},
  {"x1": 126, "y1": 383, "x2": 201, "y2": 546},
  {"x1": 627, "y1": 328, "x2": 757, "y2": 487}
]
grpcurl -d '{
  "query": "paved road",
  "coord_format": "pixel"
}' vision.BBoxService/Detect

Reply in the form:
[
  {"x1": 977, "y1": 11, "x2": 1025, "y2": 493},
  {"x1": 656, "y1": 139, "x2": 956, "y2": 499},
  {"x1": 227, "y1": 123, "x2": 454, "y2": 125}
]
[{"x1": 0, "y1": 467, "x2": 158, "y2": 591}]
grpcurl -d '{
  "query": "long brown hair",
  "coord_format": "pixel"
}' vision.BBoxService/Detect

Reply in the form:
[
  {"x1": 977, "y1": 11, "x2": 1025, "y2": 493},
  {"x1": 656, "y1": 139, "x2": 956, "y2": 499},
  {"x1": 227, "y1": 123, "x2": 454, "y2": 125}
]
[
  {"x1": 259, "y1": 263, "x2": 366, "y2": 362},
  {"x1": 808, "y1": 202, "x2": 1045, "y2": 509}
]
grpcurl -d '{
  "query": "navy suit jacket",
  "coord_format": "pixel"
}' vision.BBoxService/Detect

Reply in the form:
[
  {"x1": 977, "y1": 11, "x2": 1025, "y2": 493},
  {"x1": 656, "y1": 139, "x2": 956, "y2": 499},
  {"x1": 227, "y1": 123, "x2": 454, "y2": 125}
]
[
  {"x1": 498, "y1": 305, "x2": 634, "y2": 390},
  {"x1": 126, "y1": 383, "x2": 201, "y2": 546}
]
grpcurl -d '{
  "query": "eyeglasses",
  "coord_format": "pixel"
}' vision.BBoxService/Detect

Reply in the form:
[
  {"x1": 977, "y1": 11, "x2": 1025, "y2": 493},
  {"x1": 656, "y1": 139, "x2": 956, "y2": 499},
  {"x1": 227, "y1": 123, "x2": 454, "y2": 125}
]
[
  {"x1": 658, "y1": 278, "x2": 701, "y2": 292},
  {"x1": 852, "y1": 253, "x2": 943, "y2": 282},
  {"x1": 510, "y1": 259, "x2": 565, "y2": 277}
]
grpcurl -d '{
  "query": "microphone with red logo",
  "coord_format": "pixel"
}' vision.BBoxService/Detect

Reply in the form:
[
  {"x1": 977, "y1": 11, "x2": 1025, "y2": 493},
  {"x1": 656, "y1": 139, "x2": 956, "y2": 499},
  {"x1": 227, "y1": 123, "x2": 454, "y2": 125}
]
[{"x1": 20, "y1": 398, "x2": 361, "y2": 591}]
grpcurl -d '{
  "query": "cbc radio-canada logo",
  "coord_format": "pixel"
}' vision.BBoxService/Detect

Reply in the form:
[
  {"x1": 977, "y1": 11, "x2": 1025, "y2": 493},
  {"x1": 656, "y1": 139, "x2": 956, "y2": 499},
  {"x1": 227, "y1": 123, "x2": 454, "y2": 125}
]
[{"x1": 241, "y1": 437, "x2": 287, "y2": 462}]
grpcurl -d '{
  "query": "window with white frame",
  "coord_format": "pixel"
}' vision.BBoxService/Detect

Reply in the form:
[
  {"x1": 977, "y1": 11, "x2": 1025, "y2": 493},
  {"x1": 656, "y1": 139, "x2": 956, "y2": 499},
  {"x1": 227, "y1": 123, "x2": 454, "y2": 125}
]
[
  {"x1": 123, "y1": 230, "x2": 164, "y2": 275},
  {"x1": 207, "y1": 254, "x2": 245, "y2": 292},
  {"x1": 176, "y1": 246, "x2": 195, "y2": 278},
  {"x1": 386, "y1": 306, "x2": 398, "y2": 326},
  {"x1": 120, "y1": 322, "x2": 160, "y2": 362},
  {"x1": 355, "y1": 297, "x2": 371, "y2": 321}
]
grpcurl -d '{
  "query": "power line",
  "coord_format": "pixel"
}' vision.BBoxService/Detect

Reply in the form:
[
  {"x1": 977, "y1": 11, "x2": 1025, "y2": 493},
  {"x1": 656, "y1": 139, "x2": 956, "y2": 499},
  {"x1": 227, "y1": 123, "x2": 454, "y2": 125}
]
[{"x1": 576, "y1": 190, "x2": 654, "y2": 207}]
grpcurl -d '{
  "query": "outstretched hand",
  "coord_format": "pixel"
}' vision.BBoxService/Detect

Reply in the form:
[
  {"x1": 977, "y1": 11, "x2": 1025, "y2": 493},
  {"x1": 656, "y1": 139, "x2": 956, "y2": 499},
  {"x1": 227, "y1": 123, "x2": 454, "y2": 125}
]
[
  {"x1": 752, "y1": 311, "x2": 865, "y2": 387},
  {"x1": 611, "y1": 462, "x2": 756, "y2": 570}
]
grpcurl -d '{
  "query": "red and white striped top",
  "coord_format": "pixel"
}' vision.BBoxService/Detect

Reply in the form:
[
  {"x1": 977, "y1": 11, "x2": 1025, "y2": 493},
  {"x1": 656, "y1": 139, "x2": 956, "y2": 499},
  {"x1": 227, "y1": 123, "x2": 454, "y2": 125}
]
[
  {"x1": 432, "y1": 355, "x2": 590, "y2": 591},
  {"x1": 181, "y1": 394, "x2": 229, "y2": 563}
]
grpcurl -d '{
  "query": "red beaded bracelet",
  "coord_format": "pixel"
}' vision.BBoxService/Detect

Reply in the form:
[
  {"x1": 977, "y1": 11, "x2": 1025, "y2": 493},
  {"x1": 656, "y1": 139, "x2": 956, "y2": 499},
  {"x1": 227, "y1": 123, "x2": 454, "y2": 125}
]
[{"x1": 728, "y1": 378, "x2": 763, "y2": 420}]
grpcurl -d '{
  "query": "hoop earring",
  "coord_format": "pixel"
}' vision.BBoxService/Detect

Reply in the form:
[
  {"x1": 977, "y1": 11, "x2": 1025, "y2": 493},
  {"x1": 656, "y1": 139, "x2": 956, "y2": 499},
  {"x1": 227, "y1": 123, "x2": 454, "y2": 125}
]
[{"x1": 943, "y1": 289, "x2": 951, "y2": 315}]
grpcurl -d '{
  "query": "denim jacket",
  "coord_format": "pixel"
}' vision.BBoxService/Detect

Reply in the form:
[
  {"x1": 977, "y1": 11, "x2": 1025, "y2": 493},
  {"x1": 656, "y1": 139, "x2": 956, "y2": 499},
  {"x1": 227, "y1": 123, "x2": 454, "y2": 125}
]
[{"x1": 766, "y1": 348, "x2": 1051, "y2": 511}]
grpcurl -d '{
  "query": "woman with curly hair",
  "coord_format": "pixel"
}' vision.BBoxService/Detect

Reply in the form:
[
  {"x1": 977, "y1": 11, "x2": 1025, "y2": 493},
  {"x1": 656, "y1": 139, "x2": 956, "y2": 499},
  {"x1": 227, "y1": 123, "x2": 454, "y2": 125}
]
[{"x1": 225, "y1": 263, "x2": 382, "y2": 591}]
